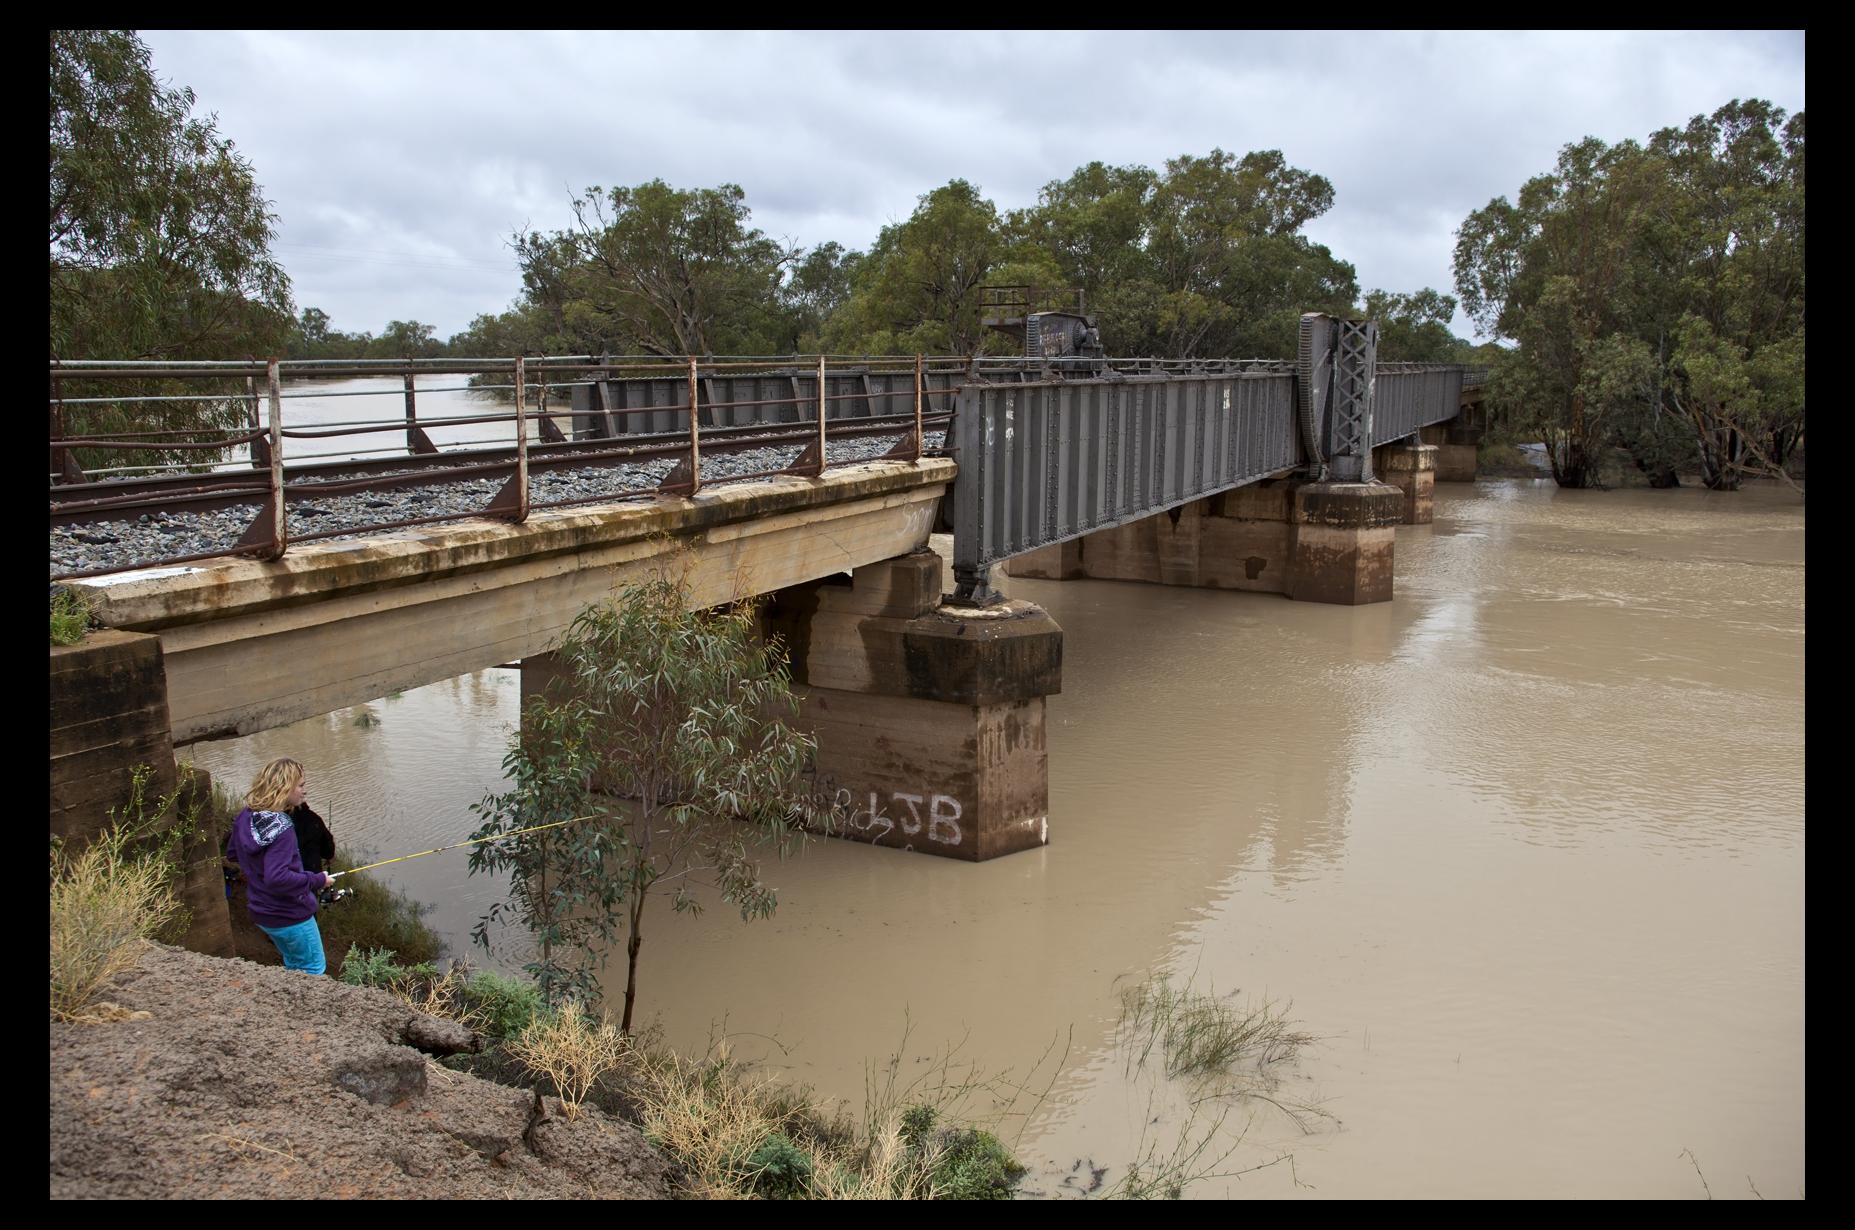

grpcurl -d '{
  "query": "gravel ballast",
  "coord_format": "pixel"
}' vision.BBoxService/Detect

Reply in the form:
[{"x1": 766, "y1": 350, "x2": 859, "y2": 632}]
[{"x1": 50, "y1": 431, "x2": 944, "y2": 577}]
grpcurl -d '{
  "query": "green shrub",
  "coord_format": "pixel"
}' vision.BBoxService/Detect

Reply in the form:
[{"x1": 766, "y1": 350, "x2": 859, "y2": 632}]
[
  {"x1": 931, "y1": 1127, "x2": 1024, "y2": 1200},
  {"x1": 339, "y1": 945, "x2": 401, "y2": 987},
  {"x1": 899, "y1": 1103, "x2": 938, "y2": 1149},
  {"x1": 321, "y1": 854, "x2": 443, "y2": 967},
  {"x1": 50, "y1": 586, "x2": 92, "y2": 646},
  {"x1": 740, "y1": 1132, "x2": 816, "y2": 1199},
  {"x1": 463, "y1": 970, "x2": 546, "y2": 1040}
]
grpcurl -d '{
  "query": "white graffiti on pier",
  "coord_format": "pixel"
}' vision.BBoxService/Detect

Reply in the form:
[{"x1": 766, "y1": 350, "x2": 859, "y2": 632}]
[{"x1": 822, "y1": 783, "x2": 964, "y2": 848}]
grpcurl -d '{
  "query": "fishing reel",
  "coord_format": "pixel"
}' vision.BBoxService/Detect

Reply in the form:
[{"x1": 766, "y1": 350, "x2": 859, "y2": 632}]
[{"x1": 318, "y1": 885, "x2": 354, "y2": 905}]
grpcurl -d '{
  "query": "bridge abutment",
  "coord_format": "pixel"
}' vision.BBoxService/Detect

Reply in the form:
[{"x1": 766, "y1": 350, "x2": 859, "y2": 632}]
[
  {"x1": 765, "y1": 552, "x2": 1061, "y2": 860},
  {"x1": 50, "y1": 630, "x2": 233, "y2": 958}
]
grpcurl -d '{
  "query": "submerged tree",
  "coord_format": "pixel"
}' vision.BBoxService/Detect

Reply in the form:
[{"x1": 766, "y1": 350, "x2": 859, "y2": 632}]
[
  {"x1": 1454, "y1": 99, "x2": 1803, "y2": 489},
  {"x1": 468, "y1": 574, "x2": 823, "y2": 1030}
]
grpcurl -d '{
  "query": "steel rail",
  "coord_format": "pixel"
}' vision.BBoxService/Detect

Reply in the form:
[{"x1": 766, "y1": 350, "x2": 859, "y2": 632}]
[{"x1": 50, "y1": 410, "x2": 954, "y2": 527}]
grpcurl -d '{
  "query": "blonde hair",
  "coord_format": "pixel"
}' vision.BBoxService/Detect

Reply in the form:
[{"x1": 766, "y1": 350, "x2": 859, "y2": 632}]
[{"x1": 245, "y1": 758, "x2": 304, "y2": 813}]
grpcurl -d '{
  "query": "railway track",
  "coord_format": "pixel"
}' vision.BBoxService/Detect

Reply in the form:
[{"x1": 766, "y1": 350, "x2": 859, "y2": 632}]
[{"x1": 50, "y1": 409, "x2": 953, "y2": 528}]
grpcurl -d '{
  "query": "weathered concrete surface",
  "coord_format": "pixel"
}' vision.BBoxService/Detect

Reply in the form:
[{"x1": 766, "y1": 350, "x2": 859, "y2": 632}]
[
  {"x1": 1007, "y1": 478, "x2": 1299, "y2": 595},
  {"x1": 1284, "y1": 481, "x2": 1404, "y2": 605},
  {"x1": 1422, "y1": 418, "x2": 1482, "y2": 482},
  {"x1": 1374, "y1": 442, "x2": 1438, "y2": 524},
  {"x1": 66, "y1": 461, "x2": 953, "y2": 746},
  {"x1": 766, "y1": 555, "x2": 1062, "y2": 861},
  {"x1": 50, "y1": 631, "x2": 233, "y2": 957}
]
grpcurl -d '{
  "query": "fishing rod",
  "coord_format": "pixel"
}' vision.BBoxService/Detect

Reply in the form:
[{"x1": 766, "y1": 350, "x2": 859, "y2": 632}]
[{"x1": 325, "y1": 813, "x2": 598, "y2": 880}]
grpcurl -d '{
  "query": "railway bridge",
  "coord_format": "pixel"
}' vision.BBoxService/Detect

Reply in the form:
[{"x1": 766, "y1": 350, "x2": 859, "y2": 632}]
[{"x1": 49, "y1": 313, "x2": 1488, "y2": 954}]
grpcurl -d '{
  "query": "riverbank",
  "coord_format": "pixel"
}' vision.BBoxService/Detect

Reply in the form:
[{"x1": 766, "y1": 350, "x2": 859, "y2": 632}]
[{"x1": 50, "y1": 943, "x2": 674, "y2": 1199}]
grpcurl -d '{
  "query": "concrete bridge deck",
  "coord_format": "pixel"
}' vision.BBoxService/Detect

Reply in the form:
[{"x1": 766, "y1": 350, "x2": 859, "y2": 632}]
[{"x1": 74, "y1": 458, "x2": 954, "y2": 745}]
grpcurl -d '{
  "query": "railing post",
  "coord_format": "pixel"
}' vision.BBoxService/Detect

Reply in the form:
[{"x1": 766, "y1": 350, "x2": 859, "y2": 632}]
[
  {"x1": 687, "y1": 356, "x2": 702, "y2": 495},
  {"x1": 403, "y1": 373, "x2": 419, "y2": 457},
  {"x1": 815, "y1": 354, "x2": 828, "y2": 476},
  {"x1": 50, "y1": 370, "x2": 85, "y2": 485},
  {"x1": 913, "y1": 353, "x2": 925, "y2": 460},
  {"x1": 512, "y1": 356, "x2": 530, "y2": 519},
  {"x1": 246, "y1": 375, "x2": 270, "y2": 470},
  {"x1": 232, "y1": 358, "x2": 288, "y2": 560}
]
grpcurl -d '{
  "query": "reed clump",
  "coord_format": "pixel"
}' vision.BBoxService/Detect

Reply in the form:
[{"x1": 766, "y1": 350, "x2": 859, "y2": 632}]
[{"x1": 1118, "y1": 976, "x2": 1316, "y2": 1081}]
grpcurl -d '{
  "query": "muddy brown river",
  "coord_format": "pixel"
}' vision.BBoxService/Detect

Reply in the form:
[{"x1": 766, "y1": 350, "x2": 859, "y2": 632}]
[{"x1": 187, "y1": 478, "x2": 1805, "y2": 1198}]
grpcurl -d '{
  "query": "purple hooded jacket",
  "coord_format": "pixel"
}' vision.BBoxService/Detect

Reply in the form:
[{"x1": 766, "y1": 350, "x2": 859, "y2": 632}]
[{"x1": 228, "y1": 808, "x2": 324, "y2": 929}]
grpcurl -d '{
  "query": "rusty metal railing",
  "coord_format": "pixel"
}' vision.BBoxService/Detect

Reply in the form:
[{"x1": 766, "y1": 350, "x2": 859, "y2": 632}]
[{"x1": 48, "y1": 355, "x2": 955, "y2": 579}]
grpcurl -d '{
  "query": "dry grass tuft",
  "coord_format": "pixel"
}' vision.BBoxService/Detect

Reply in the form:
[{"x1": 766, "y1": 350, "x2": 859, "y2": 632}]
[
  {"x1": 508, "y1": 999, "x2": 628, "y2": 1120},
  {"x1": 50, "y1": 826, "x2": 183, "y2": 1022}
]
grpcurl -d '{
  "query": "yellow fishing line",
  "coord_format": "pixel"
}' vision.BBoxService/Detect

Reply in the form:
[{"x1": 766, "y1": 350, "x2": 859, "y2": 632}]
[{"x1": 327, "y1": 813, "x2": 596, "y2": 879}]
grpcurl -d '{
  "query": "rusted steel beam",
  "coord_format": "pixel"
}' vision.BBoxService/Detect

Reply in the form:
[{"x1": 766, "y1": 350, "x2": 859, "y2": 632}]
[{"x1": 403, "y1": 374, "x2": 440, "y2": 455}]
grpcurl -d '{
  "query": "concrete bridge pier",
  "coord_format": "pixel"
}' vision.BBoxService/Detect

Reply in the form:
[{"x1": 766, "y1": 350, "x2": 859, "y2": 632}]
[
  {"x1": 1422, "y1": 405, "x2": 1484, "y2": 482},
  {"x1": 1371, "y1": 442, "x2": 1438, "y2": 524},
  {"x1": 764, "y1": 551, "x2": 1062, "y2": 860},
  {"x1": 1008, "y1": 475, "x2": 1405, "y2": 605}
]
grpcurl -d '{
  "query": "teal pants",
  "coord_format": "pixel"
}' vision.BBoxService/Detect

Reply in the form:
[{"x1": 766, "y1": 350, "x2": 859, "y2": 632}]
[{"x1": 257, "y1": 916, "x2": 326, "y2": 975}]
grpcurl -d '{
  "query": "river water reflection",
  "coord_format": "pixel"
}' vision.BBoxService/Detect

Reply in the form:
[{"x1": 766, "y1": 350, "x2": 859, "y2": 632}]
[{"x1": 187, "y1": 479, "x2": 1805, "y2": 1198}]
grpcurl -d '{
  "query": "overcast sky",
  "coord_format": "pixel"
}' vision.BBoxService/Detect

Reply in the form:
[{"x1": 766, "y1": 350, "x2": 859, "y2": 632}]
[{"x1": 138, "y1": 30, "x2": 1805, "y2": 347}]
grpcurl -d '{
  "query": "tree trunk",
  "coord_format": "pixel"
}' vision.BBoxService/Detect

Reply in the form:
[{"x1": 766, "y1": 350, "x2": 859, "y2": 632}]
[{"x1": 620, "y1": 891, "x2": 644, "y2": 1035}]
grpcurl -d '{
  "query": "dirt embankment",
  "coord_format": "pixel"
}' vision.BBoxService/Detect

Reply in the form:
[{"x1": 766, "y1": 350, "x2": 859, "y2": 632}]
[{"x1": 50, "y1": 944, "x2": 674, "y2": 1199}]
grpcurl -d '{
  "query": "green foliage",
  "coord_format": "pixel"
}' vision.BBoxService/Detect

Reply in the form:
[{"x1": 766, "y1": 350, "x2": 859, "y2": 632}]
[
  {"x1": 1365, "y1": 288, "x2": 1477, "y2": 362},
  {"x1": 930, "y1": 1127, "x2": 1025, "y2": 1200},
  {"x1": 462, "y1": 970, "x2": 546, "y2": 1041},
  {"x1": 1118, "y1": 976, "x2": 1315, "y2": 1081},
  {"x1": 827, "y1": 180, "x2": 1023, "y2": 356},
  {"x1": 50, "y1": 586, "x2": 93, "y2": 646},
  {"x1": 738, "y1": 1132, "x2": 816, "y2": 1199},
  {"x1": 898, "y1": 1103, "x2": 939, "y2": 1149},
  {"x1": 338, "y1": 944, "x2": 411, "y2": 987},
  {"x1": 321, "y1": 855, "x2": 444, "y2": 968},
  {"x1": 469, "y1": 571, "x2": 823, "y2": 1028},
  {"x1": 1008, "y1": 150, "x2": 1359, "y2": 359},
  {"x1": 513, "y1": 181, "x2": 800, "y2": 356},
  {"x1": 51, "y1": 31, "x2": 292, "y2": 473},
  {"x1": 1455, "y1": 99, "x2": 1804, "y2": 489}
]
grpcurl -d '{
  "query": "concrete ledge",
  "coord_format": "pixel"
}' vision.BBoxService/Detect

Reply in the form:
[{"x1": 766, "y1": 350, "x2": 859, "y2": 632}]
[
  {"x1": 72, "y1": 459, "x2": 956, "y2": 632},
  {"x1": 68, "y1": 462, "x2": 953, "y2": 745}
]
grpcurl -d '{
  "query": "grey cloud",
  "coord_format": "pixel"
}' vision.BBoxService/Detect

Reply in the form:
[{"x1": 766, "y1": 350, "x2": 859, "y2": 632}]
[{"x1": 136, "y1": 30, "x2": 1802, "y2": 343}]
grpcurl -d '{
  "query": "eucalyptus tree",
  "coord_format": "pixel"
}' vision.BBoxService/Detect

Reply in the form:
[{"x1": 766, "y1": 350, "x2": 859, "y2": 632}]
[
  {"x1": 825, "y1": 179, "x2": 1055, "y2": 356},
  {"x1": 51, "y1": 30, "x2": 293, "y2": 472},
  {"x1": 513, "y1": 181, "x2": 799, "y2": 357},
  {"x1": 1454, "y1": 99, "x2": 1803, "y2": 489},
  {"x1": 1009, "y1": 150, "x2": 1357, "y2": 359},
  {"x1": 468, "y1": 576, "x2": 824, "y2": 1031}
]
